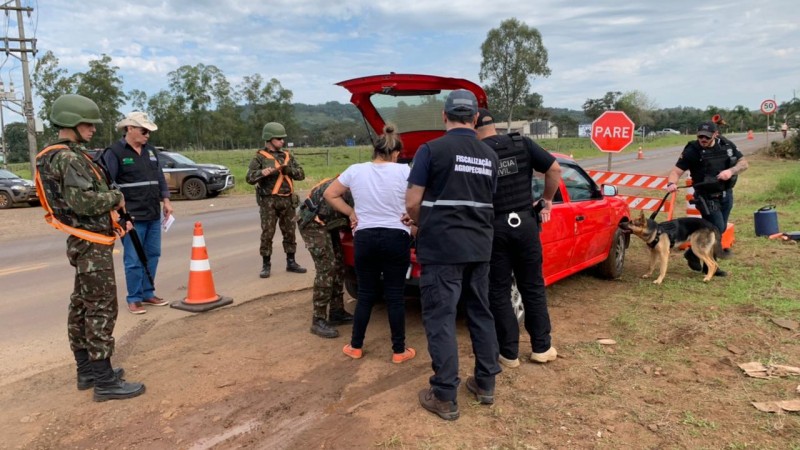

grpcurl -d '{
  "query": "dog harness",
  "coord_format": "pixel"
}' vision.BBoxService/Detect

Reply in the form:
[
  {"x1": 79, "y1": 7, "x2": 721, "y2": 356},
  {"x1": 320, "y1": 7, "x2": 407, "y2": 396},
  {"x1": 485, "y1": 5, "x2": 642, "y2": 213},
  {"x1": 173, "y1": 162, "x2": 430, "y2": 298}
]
[{"x1": 647, "y1": 222, "x2": 679, "y2": 249}]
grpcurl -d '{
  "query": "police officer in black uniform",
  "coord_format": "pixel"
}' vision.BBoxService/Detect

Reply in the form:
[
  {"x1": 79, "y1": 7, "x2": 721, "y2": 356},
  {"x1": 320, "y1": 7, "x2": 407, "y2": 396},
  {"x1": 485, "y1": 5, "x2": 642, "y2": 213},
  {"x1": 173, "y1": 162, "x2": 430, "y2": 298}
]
[
  {"x1": 475, "y1": 108, "x2": 562, "y2": 367},
  {"x1": 666, "y1": 121, "x2": 748, "y2": 275},
  {"x1": 405, "y1": 89, "x2": 500, "y2": 421}
]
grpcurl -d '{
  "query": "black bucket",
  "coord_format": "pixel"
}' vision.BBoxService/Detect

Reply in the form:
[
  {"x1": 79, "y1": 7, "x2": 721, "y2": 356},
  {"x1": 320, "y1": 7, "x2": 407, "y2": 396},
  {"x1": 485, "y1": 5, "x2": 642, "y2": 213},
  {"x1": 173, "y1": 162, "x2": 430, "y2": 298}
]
[{"x1": 754, "y1": 205, "x2": 779, "y2": 236}]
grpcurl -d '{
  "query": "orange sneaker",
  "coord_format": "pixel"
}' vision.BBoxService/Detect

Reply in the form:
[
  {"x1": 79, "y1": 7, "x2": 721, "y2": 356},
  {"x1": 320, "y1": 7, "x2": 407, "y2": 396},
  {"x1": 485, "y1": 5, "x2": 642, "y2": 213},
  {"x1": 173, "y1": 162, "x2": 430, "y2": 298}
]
[
  {"x1": 343, "y1": 344, "x2": 363, "y2": 359},
  {"x1": 392, "y1": 347, "x2": 416, "y2": 364}
]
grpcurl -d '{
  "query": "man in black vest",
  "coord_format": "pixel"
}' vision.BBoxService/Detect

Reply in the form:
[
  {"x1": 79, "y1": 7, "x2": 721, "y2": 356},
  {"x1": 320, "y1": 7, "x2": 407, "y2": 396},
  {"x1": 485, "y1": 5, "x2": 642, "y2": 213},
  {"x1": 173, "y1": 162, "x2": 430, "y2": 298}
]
[
  {"x1": 475, "y1": 108, "x2": 561, "y2": 368},
  {"x1": 405, "y1": 89, "x2": 500, "y2": 421},
  {"x1": 103, "y1": 112, "x2": 173, "y2": 314},
  {"x1": 666, "y1": 121, "x2": 748, "y2": 274}
]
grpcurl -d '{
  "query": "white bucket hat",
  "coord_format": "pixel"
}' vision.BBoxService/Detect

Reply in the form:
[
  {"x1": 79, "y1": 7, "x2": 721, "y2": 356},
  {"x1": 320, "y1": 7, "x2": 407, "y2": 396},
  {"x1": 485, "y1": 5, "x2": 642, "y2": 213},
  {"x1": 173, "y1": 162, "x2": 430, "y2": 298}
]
[{"x1": 116, "y1": 111, "x2": 158, "y2": 131}]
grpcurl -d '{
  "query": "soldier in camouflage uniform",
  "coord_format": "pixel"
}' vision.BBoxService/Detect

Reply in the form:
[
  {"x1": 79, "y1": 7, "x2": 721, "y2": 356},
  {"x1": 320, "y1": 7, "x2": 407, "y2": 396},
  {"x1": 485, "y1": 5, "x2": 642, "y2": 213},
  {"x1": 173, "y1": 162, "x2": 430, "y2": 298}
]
[
  {"x1": 36, "y1": 94, "x2": 145, "y2": 402},
  {"x1": 246, "y1": 122, "x2": 307, "y2": 278},
  {"x1": 298, "y1": 177, "x2": 355, "y2": 338}
]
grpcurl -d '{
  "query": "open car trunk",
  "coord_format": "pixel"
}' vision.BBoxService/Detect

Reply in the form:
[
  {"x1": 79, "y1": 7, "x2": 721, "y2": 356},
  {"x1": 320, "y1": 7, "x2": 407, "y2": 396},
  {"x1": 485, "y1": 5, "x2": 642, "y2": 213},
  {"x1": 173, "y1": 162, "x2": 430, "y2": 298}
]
[{"x1": 336, "y1": 73, "x2": 488, "y2": 162}]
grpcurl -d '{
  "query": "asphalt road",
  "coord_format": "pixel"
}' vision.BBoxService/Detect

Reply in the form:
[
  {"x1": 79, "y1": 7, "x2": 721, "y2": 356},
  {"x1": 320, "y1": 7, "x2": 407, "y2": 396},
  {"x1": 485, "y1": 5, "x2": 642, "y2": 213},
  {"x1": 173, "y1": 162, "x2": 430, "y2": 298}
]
[{"x1": 0, "y1": 132, "x2": 774, "y2": 386}]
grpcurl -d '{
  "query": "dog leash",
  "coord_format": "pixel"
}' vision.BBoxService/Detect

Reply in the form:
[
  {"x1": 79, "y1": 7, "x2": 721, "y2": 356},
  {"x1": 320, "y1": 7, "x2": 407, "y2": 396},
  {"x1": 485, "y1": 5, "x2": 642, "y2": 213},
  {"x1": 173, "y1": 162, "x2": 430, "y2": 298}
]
[{"x1": 649, "y1": 184, "x2": 690, "y2": 220}]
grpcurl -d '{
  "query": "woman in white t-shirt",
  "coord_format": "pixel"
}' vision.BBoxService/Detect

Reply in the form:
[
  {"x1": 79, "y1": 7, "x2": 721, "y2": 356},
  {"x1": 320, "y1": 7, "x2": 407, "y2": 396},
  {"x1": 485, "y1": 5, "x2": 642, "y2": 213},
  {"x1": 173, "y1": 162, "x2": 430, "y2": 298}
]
[{"x1": 324, "y1": 125, "x2": 415, "y2": 364}]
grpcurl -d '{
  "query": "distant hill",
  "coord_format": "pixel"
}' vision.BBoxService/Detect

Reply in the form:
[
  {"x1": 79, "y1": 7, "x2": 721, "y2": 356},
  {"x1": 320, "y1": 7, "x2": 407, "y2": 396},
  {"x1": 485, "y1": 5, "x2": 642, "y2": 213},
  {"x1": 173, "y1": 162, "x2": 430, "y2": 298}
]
[{"x1": 294, "y1": 101, "x2": 362, "y2": 129}]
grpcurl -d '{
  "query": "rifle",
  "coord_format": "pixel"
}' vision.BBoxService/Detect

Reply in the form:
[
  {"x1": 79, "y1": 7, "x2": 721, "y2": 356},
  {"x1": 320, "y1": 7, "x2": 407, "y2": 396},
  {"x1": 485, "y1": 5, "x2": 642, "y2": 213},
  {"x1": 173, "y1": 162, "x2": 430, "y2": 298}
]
[{"x1": 91, "y1": 149, "x2": 156, "y2": 288}]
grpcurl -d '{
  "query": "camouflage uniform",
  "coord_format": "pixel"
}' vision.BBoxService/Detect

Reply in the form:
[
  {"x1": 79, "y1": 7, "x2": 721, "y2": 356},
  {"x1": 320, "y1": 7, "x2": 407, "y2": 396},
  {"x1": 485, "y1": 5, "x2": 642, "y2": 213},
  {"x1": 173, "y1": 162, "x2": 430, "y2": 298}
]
[
  {"x1": 37, "y1": 139, "x2": 124, "y2": 361},
  {"x1": 298, "y1": 178, "x2": 352, "y2": 320},
  {"x1": 246, "y1": 148, "x2": 305, "y2": 258}
]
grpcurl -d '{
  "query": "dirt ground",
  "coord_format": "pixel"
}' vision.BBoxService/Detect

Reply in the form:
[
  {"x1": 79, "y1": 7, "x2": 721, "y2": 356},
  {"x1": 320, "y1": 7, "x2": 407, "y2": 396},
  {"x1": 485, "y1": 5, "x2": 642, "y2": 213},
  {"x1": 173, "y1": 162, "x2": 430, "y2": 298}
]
[{"x1": 2, "y1": 195, "x2": 799, "y2": 449}]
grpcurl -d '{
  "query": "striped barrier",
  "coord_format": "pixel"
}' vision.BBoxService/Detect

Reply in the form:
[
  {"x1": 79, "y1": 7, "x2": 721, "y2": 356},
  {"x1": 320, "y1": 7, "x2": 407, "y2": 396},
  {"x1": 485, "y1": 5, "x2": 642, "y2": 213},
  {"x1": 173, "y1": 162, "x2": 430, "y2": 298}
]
[{"x1": 587, "y1": 170, "x2": 676, "y2": 219}]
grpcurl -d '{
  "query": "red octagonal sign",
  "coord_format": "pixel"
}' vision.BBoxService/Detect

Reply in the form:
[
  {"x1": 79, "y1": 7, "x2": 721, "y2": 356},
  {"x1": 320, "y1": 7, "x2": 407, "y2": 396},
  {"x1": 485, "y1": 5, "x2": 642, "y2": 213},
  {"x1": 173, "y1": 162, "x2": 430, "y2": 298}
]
[{"x1": 591, "y1": 111, "x2": 635, "y2": 153}]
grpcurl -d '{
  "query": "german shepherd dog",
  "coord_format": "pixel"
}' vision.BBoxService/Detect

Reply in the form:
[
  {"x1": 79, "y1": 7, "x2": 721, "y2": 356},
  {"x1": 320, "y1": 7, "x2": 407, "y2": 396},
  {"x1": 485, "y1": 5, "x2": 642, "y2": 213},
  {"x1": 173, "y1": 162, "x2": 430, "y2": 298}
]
[{"x1": 620, "y1": 211, "x2": 721, "y2": 284}]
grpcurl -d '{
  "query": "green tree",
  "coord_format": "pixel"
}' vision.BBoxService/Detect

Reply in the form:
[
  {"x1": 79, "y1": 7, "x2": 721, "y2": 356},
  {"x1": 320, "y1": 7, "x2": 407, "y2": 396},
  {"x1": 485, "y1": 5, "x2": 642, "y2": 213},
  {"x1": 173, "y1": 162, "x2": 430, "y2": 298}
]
[
  {"x1": 582, "y1": 91, "x2": 622, "y2": 121},
  {"x1": 726, "y1": 105, "x2": 752, "y2": 132},
  {"x1": 32, "y1": 50, "x2": 75, "y2": 133},
  {"x1": 4, "y1": 122, "x2": 29, "y2": 163},
  {"x1": 128, "y1": 89, "x2": 148, "y2": 111},
  {"x1": 549, "y1": 114, "x2": 579, "y2": 138},
  {"x1": 778, "y1": 98, "x2": 800, "y2": 128},
  {"x1": 236, "y1": 74, "x2": 295, "y2": 145},
  {"x1": 617, "y1": 90, "x2": 657, "y2": 130},
  {"x1": 73, "y1": 54, "x2": 127, "y2": 146},
  {"x1": 145, "y1": 90, "x2": 184, "y2": 149},
  {"x1": 168, "y1": 64, "x2": 231, "y2": 148},
  {"x1": 480, "y1": 18, "x2": 551, "y2": 130}
]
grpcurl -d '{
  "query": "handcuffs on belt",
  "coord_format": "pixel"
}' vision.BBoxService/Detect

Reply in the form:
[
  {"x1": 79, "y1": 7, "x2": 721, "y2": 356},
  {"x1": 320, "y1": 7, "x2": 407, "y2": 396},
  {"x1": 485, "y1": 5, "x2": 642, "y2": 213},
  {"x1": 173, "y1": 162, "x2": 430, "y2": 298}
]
[{"x1": 507, "y1": 212, "x2": 521, "y2": 228}]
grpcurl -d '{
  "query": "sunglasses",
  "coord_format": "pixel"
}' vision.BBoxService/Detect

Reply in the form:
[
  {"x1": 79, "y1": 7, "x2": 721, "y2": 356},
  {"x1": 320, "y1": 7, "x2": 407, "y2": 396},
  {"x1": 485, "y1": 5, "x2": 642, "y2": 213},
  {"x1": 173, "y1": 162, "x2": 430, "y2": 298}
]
[
  {"x1": 696, "y1": 135, "x2": 712, "y2": 141},
  {"x1": 138, "y1": 127, "x2": 150, "y2": 135},
  {"x1": 272, "y1": 137, "x2": 285, "y2": 141}
]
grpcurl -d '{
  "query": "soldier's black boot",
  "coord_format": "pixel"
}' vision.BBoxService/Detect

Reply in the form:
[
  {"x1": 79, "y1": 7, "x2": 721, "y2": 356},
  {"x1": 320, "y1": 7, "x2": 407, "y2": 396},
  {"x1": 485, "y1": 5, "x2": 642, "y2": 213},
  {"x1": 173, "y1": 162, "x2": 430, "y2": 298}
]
[
  {"x1": 91, "y1": 358, "x2": 145, "y2": 402},
  {"x1": 259, "y1": 256, "x2": 271, "y2": 278},
  {"x1": 75, "y1": 349, "x2": 124, "y2": 390},
  {"x1": 328, "y1": 309, "x2": 354, "y2": 326},
  {"x1": 286, "y1": 253, "x2": 307, "y2": 273},
  {"x1": 310, "y1": 318, "x2": 339, "y2": 338},
  {"x1": 702, "y1": 264, "x2": 728, "y2": 277},
  {"x1": 684, "y1": 249, "x2": 702, "y2": 272}
]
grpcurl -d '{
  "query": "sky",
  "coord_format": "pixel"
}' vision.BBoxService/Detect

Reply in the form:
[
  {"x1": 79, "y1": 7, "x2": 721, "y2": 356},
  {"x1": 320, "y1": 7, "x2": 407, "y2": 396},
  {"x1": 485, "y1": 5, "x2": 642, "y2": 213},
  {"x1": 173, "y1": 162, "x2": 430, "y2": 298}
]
[{"x1": 1, "y1": 0, "x2": 798, "y2": 122}]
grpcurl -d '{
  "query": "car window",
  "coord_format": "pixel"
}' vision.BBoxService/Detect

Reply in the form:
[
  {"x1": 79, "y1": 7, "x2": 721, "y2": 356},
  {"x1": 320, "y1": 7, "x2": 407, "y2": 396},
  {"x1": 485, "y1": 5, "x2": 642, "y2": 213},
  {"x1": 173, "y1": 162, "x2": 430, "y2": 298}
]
[
  {"x1": 0, "y1": 169, "x2": 17, "y2": 179},
  {"x1": 371, "y1": 92, "x2": 451, "y2": 133},
  {"x1": 163, "y1": 152, "x2": 196, "y2": 165},
  {"x1": 532, "y1": 173, "x2": 563, "y2": 203},
  {"x1": 561, "y1": 165, "x2": 596, "y2": 201}
]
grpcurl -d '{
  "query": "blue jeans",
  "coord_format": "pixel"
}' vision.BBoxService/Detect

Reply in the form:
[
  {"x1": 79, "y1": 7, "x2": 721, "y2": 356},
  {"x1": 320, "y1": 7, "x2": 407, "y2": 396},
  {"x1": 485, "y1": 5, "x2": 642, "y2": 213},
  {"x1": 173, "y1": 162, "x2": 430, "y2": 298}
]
[
  {"x1": 700, "y1": 189, "x2": 733, "y2": 234},
  {"x1": 122, "y1": 219, "x2": 162, "y2": 303},
  {"x1": 351, "y1": 228, "x2": 410, "y2": 354}
]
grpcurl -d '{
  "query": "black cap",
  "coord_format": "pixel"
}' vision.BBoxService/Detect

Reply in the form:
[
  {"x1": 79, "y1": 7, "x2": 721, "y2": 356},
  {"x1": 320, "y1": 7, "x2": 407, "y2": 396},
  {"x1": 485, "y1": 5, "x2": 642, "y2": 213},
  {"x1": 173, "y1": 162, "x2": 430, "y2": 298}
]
[
  {"x1": 476, "y1": 108, "x2": 494, "y2": 128},
  {"x1": 697, "y1": 122, "x2": 718, "y2": 137},
  {"x1": 444, "y1": 89, "x2": 478, "y2": 117}
]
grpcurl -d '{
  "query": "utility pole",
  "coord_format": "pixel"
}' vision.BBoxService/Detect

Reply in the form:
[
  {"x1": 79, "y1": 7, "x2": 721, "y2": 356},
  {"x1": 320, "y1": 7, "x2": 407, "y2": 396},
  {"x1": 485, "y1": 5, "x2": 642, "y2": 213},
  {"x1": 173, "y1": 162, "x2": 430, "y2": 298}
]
[{"x1": 0, "y1": 0, "x2": 37, "y2": 176}]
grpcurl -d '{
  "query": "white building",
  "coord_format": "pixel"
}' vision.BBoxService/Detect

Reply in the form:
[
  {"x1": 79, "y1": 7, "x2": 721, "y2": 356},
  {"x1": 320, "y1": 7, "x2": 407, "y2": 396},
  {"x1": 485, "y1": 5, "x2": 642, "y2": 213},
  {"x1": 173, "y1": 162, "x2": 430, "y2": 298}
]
[{"x1": 494, "y1": 120, "x2": 559, "y2": 139}]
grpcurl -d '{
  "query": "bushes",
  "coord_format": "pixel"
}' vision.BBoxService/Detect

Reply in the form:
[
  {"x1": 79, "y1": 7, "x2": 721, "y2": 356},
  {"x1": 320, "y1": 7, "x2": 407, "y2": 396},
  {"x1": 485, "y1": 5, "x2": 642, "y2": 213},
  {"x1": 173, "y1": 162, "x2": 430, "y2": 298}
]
[{"x1": 766, "y1": 133, "x2": 800, "y2": 159}]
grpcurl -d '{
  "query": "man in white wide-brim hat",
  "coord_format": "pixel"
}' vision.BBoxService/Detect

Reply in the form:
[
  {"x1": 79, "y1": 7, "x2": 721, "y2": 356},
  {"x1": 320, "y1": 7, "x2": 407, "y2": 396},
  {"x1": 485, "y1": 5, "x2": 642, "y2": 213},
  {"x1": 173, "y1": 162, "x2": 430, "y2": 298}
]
[{"x1": 101, "y1": 111, "x2": 172, "y2": 315}]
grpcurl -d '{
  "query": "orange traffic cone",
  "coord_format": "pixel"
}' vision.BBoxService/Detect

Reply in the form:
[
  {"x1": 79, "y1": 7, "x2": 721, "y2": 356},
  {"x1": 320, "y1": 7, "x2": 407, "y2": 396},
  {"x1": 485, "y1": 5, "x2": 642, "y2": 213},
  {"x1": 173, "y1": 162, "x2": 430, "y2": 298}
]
[
  {"x1": 171, "y1": 222, "x2": 233, "y2": 312},
  {"x1": 747, "y1": 130, "x2": 754, "y2": 140},
  {"x1": 637, "y1": 146, "x2": 644, "y2": 159}
]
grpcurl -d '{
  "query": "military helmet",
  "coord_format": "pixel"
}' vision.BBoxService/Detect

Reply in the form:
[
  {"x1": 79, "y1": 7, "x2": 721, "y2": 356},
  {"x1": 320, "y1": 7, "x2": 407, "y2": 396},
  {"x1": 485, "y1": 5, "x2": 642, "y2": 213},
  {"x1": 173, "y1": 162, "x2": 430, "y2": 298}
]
[
  {"x1": 50, "y1": 94, "x2": 103, "y2": 128},
  {"x1": 262, "y1": 122, "x2": 287, "y2": 141}
]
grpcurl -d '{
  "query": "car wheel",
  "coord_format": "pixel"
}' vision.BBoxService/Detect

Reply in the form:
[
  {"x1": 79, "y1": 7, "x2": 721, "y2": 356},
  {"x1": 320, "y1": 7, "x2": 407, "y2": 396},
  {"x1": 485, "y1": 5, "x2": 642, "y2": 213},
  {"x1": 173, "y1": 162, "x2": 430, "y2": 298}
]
[
  {"x1": 510, "y1": 276, "x2": 524, "y2": 325},
  {"x1": 344, "y1": 270, "x2": 358, "y2": 299},
  {"x1": 597, "y1": 227, "x2": 626, "y2": 279},
  {"x1": 0, "y1": 192, "x2": 12, "y2": 209},
  {"x1": 182, "y1": 178, "x2": 207, "y2": 200}
]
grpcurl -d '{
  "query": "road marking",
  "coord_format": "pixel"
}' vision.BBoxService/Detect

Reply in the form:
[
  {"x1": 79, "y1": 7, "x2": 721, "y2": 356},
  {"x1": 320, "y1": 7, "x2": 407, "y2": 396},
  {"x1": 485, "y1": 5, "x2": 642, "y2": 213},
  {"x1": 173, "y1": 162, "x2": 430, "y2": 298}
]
[{"x1": 0, "y1": 262, "x2": 49, "y2": 277}]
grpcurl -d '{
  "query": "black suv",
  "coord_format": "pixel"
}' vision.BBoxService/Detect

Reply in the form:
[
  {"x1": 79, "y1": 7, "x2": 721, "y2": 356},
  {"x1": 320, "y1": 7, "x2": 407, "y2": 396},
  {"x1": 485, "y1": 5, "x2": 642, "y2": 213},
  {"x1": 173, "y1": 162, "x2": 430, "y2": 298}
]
[
  {"x1": 158, "y1": 150, "x2": 234, "y2": 200},
  {"x1": 0, "y1": 168, "x2": 38, "y2": 209},
  {"x1": 87, "y1": 148, "x2": 235, "y2": 200}
]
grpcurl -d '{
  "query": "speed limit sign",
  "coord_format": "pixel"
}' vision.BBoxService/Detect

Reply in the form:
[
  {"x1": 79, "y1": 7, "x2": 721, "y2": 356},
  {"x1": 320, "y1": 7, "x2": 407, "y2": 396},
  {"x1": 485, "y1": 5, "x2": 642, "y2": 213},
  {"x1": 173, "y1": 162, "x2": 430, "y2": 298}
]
[{"x1": 760, "y1": 99, "x2": 777, "y2": 115}]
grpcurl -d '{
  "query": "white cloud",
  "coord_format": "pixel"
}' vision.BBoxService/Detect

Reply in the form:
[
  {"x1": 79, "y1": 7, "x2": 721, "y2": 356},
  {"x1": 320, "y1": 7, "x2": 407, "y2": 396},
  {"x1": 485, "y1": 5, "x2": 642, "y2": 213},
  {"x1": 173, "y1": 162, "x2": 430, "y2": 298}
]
[{"x1": 4, "y1": 0, "x2": 794, "y2": 118}]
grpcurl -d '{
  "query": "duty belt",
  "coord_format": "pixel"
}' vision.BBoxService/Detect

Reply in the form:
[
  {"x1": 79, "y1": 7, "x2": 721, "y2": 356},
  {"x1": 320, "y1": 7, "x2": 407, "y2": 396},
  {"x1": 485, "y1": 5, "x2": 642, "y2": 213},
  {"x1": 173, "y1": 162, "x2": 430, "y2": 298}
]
[{"x1": 495, "y1": 209, "x2": 534, "y2": 228}]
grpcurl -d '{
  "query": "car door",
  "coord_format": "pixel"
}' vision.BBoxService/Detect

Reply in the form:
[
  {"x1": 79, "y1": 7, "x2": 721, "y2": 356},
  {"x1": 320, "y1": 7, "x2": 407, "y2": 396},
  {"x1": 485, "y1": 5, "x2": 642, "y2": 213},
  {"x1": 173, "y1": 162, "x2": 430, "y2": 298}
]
[
  {"x1": 532, "y1": 172, "x2": 575, "y2": 284},
  {"x1": 561, "y1": 164, "x2": 616, "y2": 269}
]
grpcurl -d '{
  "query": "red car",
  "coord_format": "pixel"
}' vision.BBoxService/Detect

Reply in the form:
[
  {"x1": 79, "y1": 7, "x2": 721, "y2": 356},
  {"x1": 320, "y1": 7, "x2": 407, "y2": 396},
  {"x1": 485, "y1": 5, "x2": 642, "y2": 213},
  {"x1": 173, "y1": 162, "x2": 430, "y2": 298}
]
[{"x1": 336, "y1": 74, "x2": 630, "y2": 318}]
